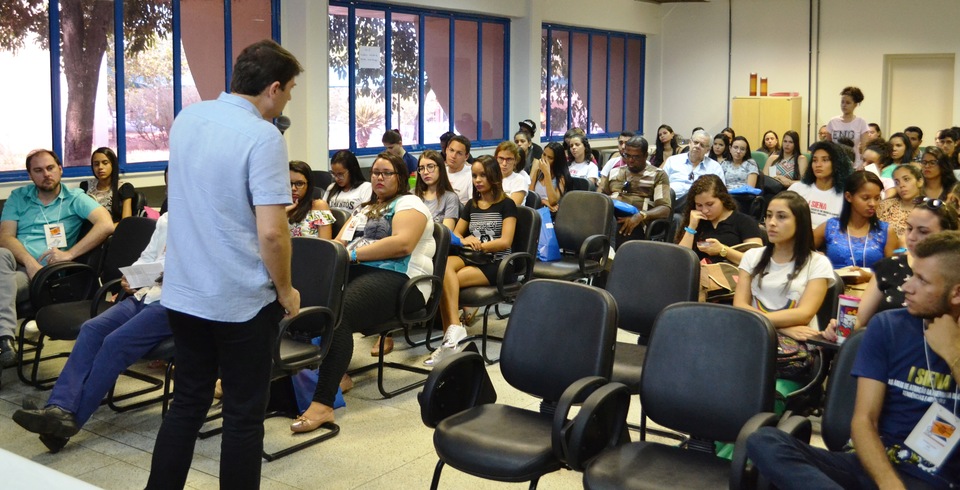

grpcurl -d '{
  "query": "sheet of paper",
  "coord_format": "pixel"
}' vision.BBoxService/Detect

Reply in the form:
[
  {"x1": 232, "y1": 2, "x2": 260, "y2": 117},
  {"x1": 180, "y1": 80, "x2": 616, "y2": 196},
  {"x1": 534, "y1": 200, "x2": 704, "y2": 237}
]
[{"x1": 119, "y1": 262, "x2": 163, "y2": 289}]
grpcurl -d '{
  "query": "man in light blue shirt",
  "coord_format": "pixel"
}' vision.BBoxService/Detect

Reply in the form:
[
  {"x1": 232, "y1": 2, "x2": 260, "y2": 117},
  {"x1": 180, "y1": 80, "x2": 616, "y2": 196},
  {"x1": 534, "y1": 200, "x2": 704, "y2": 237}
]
[
  {"x1": 0, "y1": 150, "x2": 113, "y2": 369},
  {"x1": 662, "y1": 129, "x2": 726, "y2": 211},
  {"x1": 148, "y1": 39, "x2": 302, "y2": 489}
]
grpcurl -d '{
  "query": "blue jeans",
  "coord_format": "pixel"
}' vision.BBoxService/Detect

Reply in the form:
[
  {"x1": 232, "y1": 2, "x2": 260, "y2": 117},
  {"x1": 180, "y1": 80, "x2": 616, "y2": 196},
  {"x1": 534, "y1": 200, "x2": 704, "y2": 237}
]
[{"x1": 46, "y1": 296, "x2": 171, "y2": 426}]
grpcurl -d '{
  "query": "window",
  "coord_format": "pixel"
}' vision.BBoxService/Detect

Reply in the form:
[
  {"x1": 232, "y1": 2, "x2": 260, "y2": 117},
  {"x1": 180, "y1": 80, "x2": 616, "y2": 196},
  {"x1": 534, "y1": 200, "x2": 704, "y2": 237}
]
[
  {"x1": 328, "y1": 1, "x2": 510, "y2": 155},
  {"x1": 0, "y1": 0, "x2": 278, "y2": 181},
  {"x1": 541, "y1": 24, "x2": 645, "y2": 141}
]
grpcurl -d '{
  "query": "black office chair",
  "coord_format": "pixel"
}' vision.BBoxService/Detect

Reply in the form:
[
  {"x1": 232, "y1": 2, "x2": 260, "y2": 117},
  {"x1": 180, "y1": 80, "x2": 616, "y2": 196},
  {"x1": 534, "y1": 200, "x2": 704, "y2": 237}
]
[
  {"x1": 459, "y1": 206, "x2": 540, "y2": 363},
  {"x1": 532, "y1": 191, "x2": 612, "y2": 284},
  {"x1": 565, "y1": 303, "x2": 779, "y2": 490},
  {"x1": 605, "y1": 241, "x2": 700, "y2": 438},
  {"x1": 522, "y1": 191, "x2": 542, "y2": 209},
  {"x1": 329, "y1": 207, "x2": 351, "y2": 238},
  {"x1": 419, "y1": 279, "x2": 619, "y2": 489},
  {"x1": 347, "y1": 222, "x2": 450, "y2": 398},
  {"x1": 17, "y1": 217, "x2": 157, "y2": 389},
  {"x1": 312, "y1": 170, "x2": 333, "y2": 200},
  {"x1": 644, "y1": 188, "x2": 679, "y2": 242},
  {"x1": 566, "y1": 177, "x2": 590, "y2": 192}
]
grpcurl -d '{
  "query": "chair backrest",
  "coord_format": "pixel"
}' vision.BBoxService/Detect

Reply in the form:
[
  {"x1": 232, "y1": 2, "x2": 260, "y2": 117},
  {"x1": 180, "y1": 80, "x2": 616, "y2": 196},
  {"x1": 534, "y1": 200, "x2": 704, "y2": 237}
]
[
  {"x1": 329, "y1": 207, "x2": 351, "y2": 239},
  {"x1": 566, "y1": 177, "x2": 590, "y2": 192},
  {"x1": 132, "y1": 191, "x2": 148, "y2": 216},
  {"x1": 501, "y1": 279, "x2": 618, "y2": 402},
  {"x1": 291, "y1": 238, "x2": 349, "y2": 323},
  {"x1": 431, "y1": 221, "x2": 451, "y2": 282},
  {"x1": 513, "y1": 206, "x2": 541, "y2": 258},
  {"x1": 606, "y1": 242, "x2": 700, "y2": 340},
  {"x1": 822, "y1": 329, "x2": 865, "y2": 451},
  {"x1": 815, "y1": 272, "x2": 845, "y2": 331},
  {"x1": 751, "y1": 151, "x2": 768, "y2": 171},
  {"x1": 312, "y1": 170, "x2": 333, "y2": 198},
  {"x1": 101, "y1": 217, "x2": 158, "y2": 282},
  {"x1": 641, "y1": 303, "x2": 776, "y2": 442},
  {"x1": 554, "y1": 191, "x2": 613, "y2": 252},
  {"x1": 523, "y1": 191, "x2": 542, "y2": 209}
]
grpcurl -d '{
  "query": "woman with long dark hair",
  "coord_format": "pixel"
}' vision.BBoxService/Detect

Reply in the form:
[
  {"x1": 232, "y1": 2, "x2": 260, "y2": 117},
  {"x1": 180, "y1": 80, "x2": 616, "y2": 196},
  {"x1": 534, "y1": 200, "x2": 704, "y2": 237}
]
[
  {"x1": 529, "y1": 141, "x2": 570, "y2": 213},
  {"x1": 707, "y1": 134, "x2": 732, "y2": 165},
  {"x1": 82, "y1": 147, "x2": 134, "y2": 223},
  {"x1": 766, "y1": 131, "x2": 807, "y2": 189},
  {"x1": 287, "y1": 161, "x2": 335, "y2": 239},
  {"x1": 788, "y1": 141, "x2": 854, "y2": 228},
  {"x1": 324, "y1": 149, "x2": 372, "y2": 211},
  {"x1": 760, "y1": 130, "x2": 781, "y2": 158},
  {"x1": 920, "y1": 147, "x2": 958, "y2": 200},
  {"x1": 650, "y1": 124, "x2": 679, "y2": 167},
  {"x1": 676, "y1": 175, "x2": 762, "y2": 265},
  {"x1": 414, "y1": 150, "x2": 459, "y2": 230}
]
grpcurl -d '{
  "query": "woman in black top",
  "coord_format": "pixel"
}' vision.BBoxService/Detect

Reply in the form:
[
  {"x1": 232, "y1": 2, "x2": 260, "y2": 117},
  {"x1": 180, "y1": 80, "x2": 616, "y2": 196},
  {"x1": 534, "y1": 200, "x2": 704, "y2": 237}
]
[
  {"x1": 82, "y1": 147, "x2": 135, "y2": 223},
  {"x1": 676, "y1": 175, "x2": 763, "y2": 265}
]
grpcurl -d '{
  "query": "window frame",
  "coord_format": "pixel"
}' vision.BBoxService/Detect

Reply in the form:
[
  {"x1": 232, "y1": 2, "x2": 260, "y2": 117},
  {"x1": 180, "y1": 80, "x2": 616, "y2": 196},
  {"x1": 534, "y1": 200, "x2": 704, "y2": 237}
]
[
  {"x1": 0, "y1": 0, "x2": 281, "y2": 183},
  {"x1": 328, "y1": 0, "x2": 511, "y2": 157},
  {"x1": 541, "y1": 23, "x2": 645, "y2": 142}
]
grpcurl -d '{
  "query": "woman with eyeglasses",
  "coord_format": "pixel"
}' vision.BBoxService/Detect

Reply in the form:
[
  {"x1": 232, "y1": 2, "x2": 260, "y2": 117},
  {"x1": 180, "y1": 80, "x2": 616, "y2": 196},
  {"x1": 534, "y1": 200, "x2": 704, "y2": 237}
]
[
  {"x1": 877, "y1": 164, "x2": 924, "y2": 239},
  {"x1": 292, "y1": 152, "x2": 435, "y2": 433},
  {"x1": 496, "y1": 141, "x2": 531, "y2": 206},
  {"x1": 766, "y1": 131, "x2": 807, "y2": 189},
  {"x1": 920, "y1": 147, "x2": 958, "y2": 201},
  {"x1": 288, "y1": 161, "x2": 335, "y2": 239},
  {"x1": 824, "y1": 199, "x2": 959, "y2": 338},
  {"x1": 324, "y1": 150, "x2": 372, "y2": 212},
  {"x1": 722, "y1": 136, "x2": 760, "y2": 190},
  {"x1": 414, "y1": 150, "x2": 459, "y2": 230}
]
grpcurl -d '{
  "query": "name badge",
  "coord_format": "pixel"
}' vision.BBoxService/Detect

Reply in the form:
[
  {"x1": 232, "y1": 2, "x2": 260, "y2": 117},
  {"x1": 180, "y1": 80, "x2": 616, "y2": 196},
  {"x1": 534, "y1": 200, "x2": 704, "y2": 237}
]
[
  {"x1": 44, "y1": 222, "x2": 67, "y2": 249},
  {"x1": 340, "y1": 213, "x2": 367, "y2": 242},
  {"x1": 904, "y1": 402, "x2": 960, "y2": 469}
]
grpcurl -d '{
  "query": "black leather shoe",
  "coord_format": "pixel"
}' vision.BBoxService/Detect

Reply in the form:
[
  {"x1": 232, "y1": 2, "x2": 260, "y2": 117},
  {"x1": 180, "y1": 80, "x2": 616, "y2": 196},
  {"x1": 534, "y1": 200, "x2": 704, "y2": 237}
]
[
  {"x1": 13, "y1": 406, "x2": 80, "y2": 438},
  {"x1": 39, "y1": 434, "x2": 69, "y2": 453},
  {"x1": 0, "y1": 336, "x2": 16, "y2": 368}
]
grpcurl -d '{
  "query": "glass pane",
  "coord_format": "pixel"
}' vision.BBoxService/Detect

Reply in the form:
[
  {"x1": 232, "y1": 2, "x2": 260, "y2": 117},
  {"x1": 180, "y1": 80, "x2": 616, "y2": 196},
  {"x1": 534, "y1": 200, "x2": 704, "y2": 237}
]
[
  {"x1": 124, "y1": 0, "x2": 174, "y2": 164},
  {"x1": 625, "y1": 38, "x2": 644, "y2": 133},
  {"x1": 547, "y1": 30, "x2": 569, "y2": 138},
  {"x1": 453, "y1": 20, "x2": 478, "y2": 141},
  {"x1": 423, "y1": 16, "x2": 450, "y2": 145},
  {"x1": 0, "y1": 0, "x2": 52, "y2": 171},
  {"x1": 181, "y1": 0, "x2": 225, "y2": 102},
  {"x1": 328, "y1": 5, "x2": 349, "y2": 150},
  {"x1": 391, "y1": 12, "x2": 419, "y2": 145},
  {"x1": 231, "y1": 0, "x2": 272, "y2": 66},
  {"x1": 480, "y1": 22, "x2": 504, "y2": 141},
  {"x1": 589, "y1": 36, "x2": 607, "y2": 134},
  {"x1": 540, "y1": 28, "x2": 547, "y2": 139},
  {"x1": 569, "y1": 32, "x2": 589, "y2": 133},
  {"x1": 608, "y1": 36, "x2": 625, "y2": 133},
  {"x1": 355, "y1": 8, "x2": 386, "y2": 149}
]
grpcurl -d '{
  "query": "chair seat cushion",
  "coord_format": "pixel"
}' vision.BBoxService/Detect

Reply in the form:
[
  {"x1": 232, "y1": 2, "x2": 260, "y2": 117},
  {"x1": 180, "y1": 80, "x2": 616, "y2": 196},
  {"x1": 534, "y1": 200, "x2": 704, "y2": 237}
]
[
  {"x1": 533, "y1": 259, "x2": 583, "y2": 281},
  {"x1": 610, "y1": 342, "x2": 646, "y2": 393},
  {"x1": 35, "y1": 301, "x2": 92, "y2": 340},
  {"x1": 459, "y1": 286, "x2": 500, "y2": 308},
  {"x1": 434, "y1": 404, "x2": 559, "y2": 482},
  {"x1": 585, "y1": 442, "x2": 730, "y2": 490},
  {"x1": 277, "y1": 337, "x2": 321, "y2": 366}
]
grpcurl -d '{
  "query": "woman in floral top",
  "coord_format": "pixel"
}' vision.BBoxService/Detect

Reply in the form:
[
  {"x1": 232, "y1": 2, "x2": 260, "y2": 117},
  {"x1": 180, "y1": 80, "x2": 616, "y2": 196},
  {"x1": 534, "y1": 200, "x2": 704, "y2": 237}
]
[
  {"x1": 877, "y1": 164, "x2": 923, "y2": 239},
  {"x1": 288, "y1": 160, "x2": 336, "y2": 238}
]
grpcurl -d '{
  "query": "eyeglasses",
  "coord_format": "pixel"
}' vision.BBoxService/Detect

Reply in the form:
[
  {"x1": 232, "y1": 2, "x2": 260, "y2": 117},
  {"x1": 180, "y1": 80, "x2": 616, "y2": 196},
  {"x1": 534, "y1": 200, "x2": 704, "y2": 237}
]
[
  {"x1": 921, "y1": 159, "x2": 939, "y2": 166},
  {"x1": 371, "y1": 170, "x2": 398, "y2": 179},
  {"x1": 290, "y1": 180, "x2": 307, "y2": 189},
  {"x1": 417, "y1": 163, "x2": 438, "y2": 173},
  {"x1": 332, "y1": 172, "x2": 349, "y2": 180},
  {"x1": 621, "y1": 153, "x2": 645, "y2": 161},
  {"x1": 497, "y1": 156, "x2": 516, "y2": 164}
]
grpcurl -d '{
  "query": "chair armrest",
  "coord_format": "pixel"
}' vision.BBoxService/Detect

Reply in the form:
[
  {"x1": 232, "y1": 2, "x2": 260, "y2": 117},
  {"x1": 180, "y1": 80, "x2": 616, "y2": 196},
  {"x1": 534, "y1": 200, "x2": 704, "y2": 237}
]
[
  {"x1": 397, "y1": 274, "x2": 442, "y2": 325},
  {"x1": 554, "y1": 378, "x2": 630, "y2": 471},
  {"x1": 776, "y1": 414, "x2": 813, "y2": 444},
  {"x1": 29, "y1": 262, "x2": 98, "y2": 309},
  {"x1": 578, "y1": 234, "x2": 610, "y2": 276},
  {"x1": 494, "y1": 252, "x2": 534, "y2": 299},
  {"x1": 644, "y1": 218, "x2": 670, "y2": 242},
  {"x1": 273, "y1": 306, "x2": 337, "y2": 370},
  {"x1": 418, "y1": 349, "x2": 497, "y2": 428},
  {"x1": 730, "y1": 412, "x2": 780, "y2": 490},
  {"x1": 89, "y1": 278, "x2": 126, "y2": 318}
]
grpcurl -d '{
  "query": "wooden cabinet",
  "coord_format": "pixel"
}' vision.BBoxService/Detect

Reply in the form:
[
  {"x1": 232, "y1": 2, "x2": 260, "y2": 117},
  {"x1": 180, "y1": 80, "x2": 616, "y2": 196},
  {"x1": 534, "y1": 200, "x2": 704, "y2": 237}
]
[{"x1": 731, "y1": 96, "x2": 803, "y2": 152}]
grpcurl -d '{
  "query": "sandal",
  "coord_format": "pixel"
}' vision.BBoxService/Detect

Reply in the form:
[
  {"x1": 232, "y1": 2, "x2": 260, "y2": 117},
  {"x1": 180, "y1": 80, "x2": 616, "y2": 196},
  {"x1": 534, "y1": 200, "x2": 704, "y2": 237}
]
[{"x1": 370, "y1": 335, "x2": 394, "y2": 357}]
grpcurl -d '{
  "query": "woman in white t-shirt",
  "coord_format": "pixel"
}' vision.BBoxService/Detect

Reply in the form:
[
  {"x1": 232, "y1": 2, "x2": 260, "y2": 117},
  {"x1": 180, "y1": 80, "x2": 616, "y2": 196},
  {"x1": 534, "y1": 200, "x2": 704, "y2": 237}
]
[
  {"x1": 325, "y1": 150, "x2": 373, "y2": 212},
  {"x1": 788, "y1": 141, "x2": 853, "y2": 229},
  {"x1": 734, "y1": 190, "x2": 835, "y2": 404},
  {"x1": 495, "y1": 141, "x2": 531, "y2": 206},
  {"x1": 825, "y1": 86, "x2": 868, "y2": 165},
  {"x1": 565, "y1": 134, "x2": 599, "y2": 187}
]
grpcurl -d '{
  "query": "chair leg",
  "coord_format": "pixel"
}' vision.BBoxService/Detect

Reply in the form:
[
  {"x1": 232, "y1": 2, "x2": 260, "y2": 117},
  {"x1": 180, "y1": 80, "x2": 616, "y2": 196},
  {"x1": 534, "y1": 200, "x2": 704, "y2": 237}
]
[
  {"x1": 347, "y1": 332, "x2": 431, "y2": 398},
  {"x1": 430, "y1": 459, "x2": 444, "y2": 490},
  {"x1": 529, "y1": 477, "x2": 540, "y2": 490},
  {"x1": 460, "y1": 305, "x2": 503, "y2": 365}
]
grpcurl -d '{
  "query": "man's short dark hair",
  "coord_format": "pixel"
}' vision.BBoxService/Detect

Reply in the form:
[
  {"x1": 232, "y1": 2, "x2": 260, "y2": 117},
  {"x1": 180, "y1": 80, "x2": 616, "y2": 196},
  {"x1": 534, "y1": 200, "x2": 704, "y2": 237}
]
[
  {"x1": 449, "y1": 135, "x2": 471, "y2": 154},
  {"x1": 941, "y1": 128, "x2": 960, "y2": 142},
  {"x1": 230, "y1": 40, "x2": 303, "y2": 96},
  {"x1": 623, "y1": 135, "x2": 649, "y2": 154},
  {"x1": 382, "y1": 129, "x2": 402, "y2": 145},
  {"x1": 914, "y1": 230, "x2": 960, "y2": 288},
  {"x1": 619, "y1": 131, "x2": 635, "y2": 139},
  {"x1": 904, "y1": 126, "x2": 923, "y2": 139},
  {"x1": 25, "y1": 149, "x2": 62, "y2": 171}
]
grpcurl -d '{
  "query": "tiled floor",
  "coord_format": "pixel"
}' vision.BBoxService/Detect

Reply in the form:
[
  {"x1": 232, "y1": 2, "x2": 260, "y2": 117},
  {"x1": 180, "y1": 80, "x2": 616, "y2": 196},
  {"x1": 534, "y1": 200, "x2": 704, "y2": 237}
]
[{"x1": 0, "y1": 315, "x2": 824, "y2": 489}]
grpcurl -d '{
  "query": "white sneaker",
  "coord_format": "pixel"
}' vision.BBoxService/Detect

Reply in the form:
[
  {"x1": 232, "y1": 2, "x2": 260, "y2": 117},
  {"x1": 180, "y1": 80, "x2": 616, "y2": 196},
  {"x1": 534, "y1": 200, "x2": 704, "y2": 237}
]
[
  {"x1": 424, "y1": 324, "x2": 468, "y2": 366},
  {"x1": 442, "y1": 324, "x2": 468, "y2": 347}
]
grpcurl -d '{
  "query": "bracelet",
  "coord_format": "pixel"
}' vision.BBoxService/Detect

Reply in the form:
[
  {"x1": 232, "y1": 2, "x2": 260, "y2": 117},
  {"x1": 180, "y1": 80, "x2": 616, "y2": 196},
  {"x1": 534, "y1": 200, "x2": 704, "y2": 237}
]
[
  {"x1": 350, "y1": 249, "x2": 358, "y2": 263},
  {"x1": 684, "y1": 226, "x2": 697, "y2": 235}
]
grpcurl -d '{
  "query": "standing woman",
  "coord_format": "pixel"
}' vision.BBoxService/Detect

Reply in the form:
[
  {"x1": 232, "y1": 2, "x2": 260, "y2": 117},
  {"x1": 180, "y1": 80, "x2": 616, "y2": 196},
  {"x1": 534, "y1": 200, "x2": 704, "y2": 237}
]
[
  {"x1": 814, "y1": 171, "x2": 897, "y2": 283},
  {"x1": 877, "y1": 164, "x2": 924, "y2": 239},
  {"x1": 722, "y1": 136, "x2": 760, "y2": 190},
  {"x1": 566, "y1": 134, "x2": 599, "y2": 187},
  {"x1": 920, "y1": 147, "x2": 958, "y2": 200},
  {"x1": 766, "y1": 131, "x2": 808, "y2": 188},
  {"x1": 825, "y1": 86, "x2": 869, "y2": 165},
  {"x1": 529, "y1": 142, "x2": 570, "y2": 213},
  {"x1": 324, "y1": 150, "x2": 372, "y2": 212},
  {"x1": 432, "y1": 156, "x2": 517, "y2": 365},
  {"x1": 788, "y1": 141, "x2": 854, "y2": 228},
  {"x1": 708, "y1": 134, "x2": 732, "y2": 165},
  {"x1": 414, "y1": 150, "x2": 459, "y2": 230},
  {"x1": 82, "y1": 147, "x2": 134, "y2": 223},
  {"x1": 287, "y1": 161, "x2": 335, "y2": 239},
  {"x1": 650, "y1": 124, "x2": 680, "y2": 167},
  {"x1": 760, "y1": 130, "x2": 781, "y2": 158}
]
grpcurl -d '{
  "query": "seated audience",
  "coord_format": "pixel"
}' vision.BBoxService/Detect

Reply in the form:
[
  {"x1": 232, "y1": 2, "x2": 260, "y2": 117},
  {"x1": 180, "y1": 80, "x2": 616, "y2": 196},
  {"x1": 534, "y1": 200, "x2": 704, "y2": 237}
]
[
  {"x1": 431, "y1": 155, "x2": 517, "y2": 366},
  {"x1": 293, "y1": 152, "x2": 434, "y2": 432},
  {"x1": 565, "y1": 133, "x2": 599, "y2": 187},
  {"x1": 382, "y1": 129, "x2": 418, "y2": 175},
  {"x1": 887, "y1": 132, "x2": 914, "y2": 167},
  {"x1": 662, "y1": 129, "x2": 726, "y2": 210},
  {"x1": 598, "y1": 135, "x2": 671, "y2": 248},
  {"x1": 720, "y1": 127, "x2": 736, "y2": 141},
  {"x1": 529, "y1": 142, "x2": 569, "y2": 213},
  {"x1": 817, "y1": 124, "x2": 829, "y2": 143},
  {"x1": 788, "y1": 140, "x2": 853, "y2": 228},
  {"x1": 938, "y1": 127, "x2": 958, "y2": 159},
  {"x1": 723, "y1": 136, "x2": 760, "y2": 190},
  {"x1": 445, "y1": 134, "x2": 474, "y2": 205},
  {"x1": 325, "y1": 150, "x2": 372, "y2": 212},
  {"x1": 814, "y1": 171, "x2": 897, "y2": 282},
  {"x1": 877, "y1": 164, "x2": 924, "y2": 239},
  {"x1": 288, "y1": 161, "x2": 335, "y2": 239},
  {"x1": 707, "y1": 134, "x2": 732, "y2": 165},
  {"x1": 414, "y1": 150, "x2": 459, "y2": 230},
  {"x1": 747, "y1": 231, "x2": 960, "y2": 489},
  {"x1": 12, "y1": 213, "x2": 170, "y2": 452},
  {"x1": 0, "y1": 150, "x2": 113, "y2": 368},
  {"x1": 599, "y1": 131, "x2": 635, "y2": 179},
  {"x1": 495, "y1": 141, "x2": 531, "y2": 206},
  {"x1": 676, "y1": 175, "x2": 762, "y2": 265},
  {"x1": 921, "y1": 146, "x2": 958, "y2": 201},
  {"x1": 81, "y1": 147, "x2": 135, "y2": 223},
  {"x1": 650, "y1": 124, "x2": 680, "y2": 167},
  {"x1": 904, "y1": 125, "x2": 924, "y2": 162},
  {"x1": 766, "y1": 130, "x2": 808, "y2": 189},
  {"x1": 514, "y1": 128, "x2": 540, "y2": 174},
  {"x1": 760, "y1": 130, "x2": 781, "y2": 158}
]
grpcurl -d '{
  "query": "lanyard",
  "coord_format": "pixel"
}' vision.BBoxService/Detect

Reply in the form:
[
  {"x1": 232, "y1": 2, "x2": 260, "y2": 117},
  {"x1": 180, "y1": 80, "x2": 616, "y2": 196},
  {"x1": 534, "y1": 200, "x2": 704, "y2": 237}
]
[
  {"x1": 38, "y1": 195, "x2": 64, "y2": 225},
  {"x1": 922, "y1": 330, "x2": 959, "y2": 416},
  {"x1": 846, "y1": 230, "x2": 869, "y2": 267}
]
